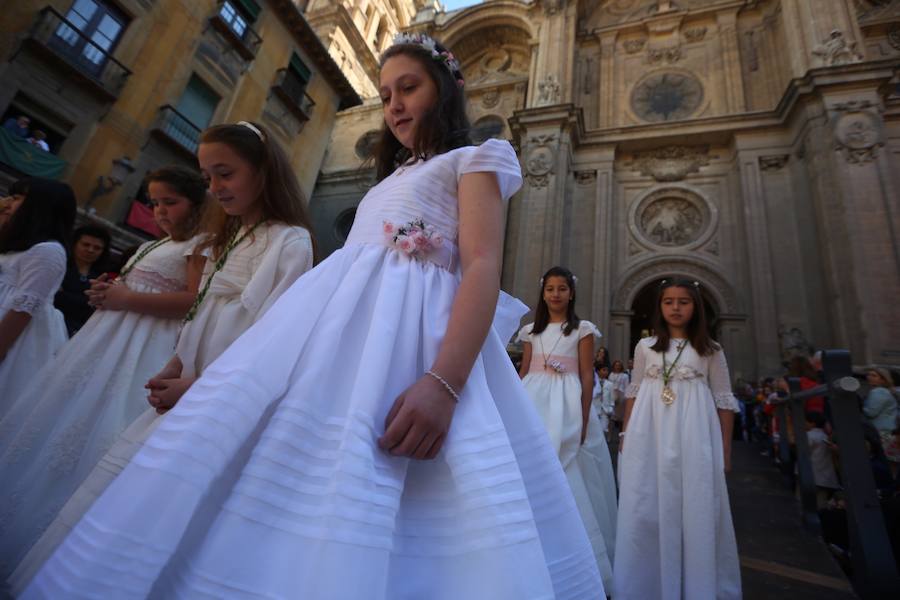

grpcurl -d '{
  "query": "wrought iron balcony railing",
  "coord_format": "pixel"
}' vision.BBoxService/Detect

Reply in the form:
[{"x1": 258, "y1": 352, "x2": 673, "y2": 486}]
[
  {"x1": 25, "y1": 6, "x2": 132, "y2": 99},
  {"x1": 272, "y1": 68, "x2": 315, "y2": 121},
  {"x1": 208, "y1": 3, "x2": 263, "y2": 61},
  {"x1": 151, "y1": 105, "x2": 203, "y2": 156}
]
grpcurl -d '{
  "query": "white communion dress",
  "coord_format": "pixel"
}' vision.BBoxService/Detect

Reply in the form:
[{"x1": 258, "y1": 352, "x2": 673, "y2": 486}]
[
  {"x1": 8, "y1": 224, "x2": 313, "y2": 595},
  {"x1": 0, "y1": 236, "x2": 201, "y2": 580},
  {"x1": 0, "y1": 242, "x2": 67, "y2": 408},
  {"x1": 519, "y1": 321, "x2": 618, "y2": 590},
  {"x1": 613, "y1": 337, "x2": 742, "y2": 600},
  {"x1": 23, "y1": 140, "x2": 604, "y2": 599}
]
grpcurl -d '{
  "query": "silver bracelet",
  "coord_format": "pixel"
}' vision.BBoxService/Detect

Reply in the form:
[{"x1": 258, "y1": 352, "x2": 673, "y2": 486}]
[
  {"x1": 618, "y1": 432, "x2": 626, "y2": 437},
  {"x1": 426, "y1": 370, "x2": 460, "y2": 402}
]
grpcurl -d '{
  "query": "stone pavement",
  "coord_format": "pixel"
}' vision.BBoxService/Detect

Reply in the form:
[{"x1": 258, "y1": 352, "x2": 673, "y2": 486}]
[{"x1": 727, "y1": 441, "x2": 858, "y2": 599}]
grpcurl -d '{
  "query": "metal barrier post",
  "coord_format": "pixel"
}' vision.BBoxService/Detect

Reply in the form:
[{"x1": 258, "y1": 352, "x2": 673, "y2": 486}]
[
  {"x1": 823, "y1": 350, "x2": 900, "y2": 598},
  {"x1": 787, "y1": 377, "x2": 821, "y2": 532}
]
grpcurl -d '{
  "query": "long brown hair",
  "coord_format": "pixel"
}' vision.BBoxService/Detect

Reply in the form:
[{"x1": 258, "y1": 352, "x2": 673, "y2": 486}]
[
  {"x1": 650, "y1": 278, "x2": 719, "y2": 356},
  {"x1": 144, "y1": 165, "x2": 209, "y2": 242},
  {"x1": 532, "y1": 266, "x2": 580, "y2": 336},
  {"x1": 374, "y1": 40, "x2": 471, "y2": 181},
  {"x1": 196, "y1": 122, "x2": 317, "y2": 260}
]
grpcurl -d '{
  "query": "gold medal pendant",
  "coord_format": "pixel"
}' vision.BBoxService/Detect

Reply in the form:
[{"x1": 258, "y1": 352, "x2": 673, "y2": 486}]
[{"x1": 661, "y1": 385, "x2": 676, "y2": 405}]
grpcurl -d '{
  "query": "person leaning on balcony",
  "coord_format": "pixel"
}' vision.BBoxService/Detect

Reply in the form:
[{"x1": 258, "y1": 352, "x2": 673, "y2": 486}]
[
  {"x1": 28, "y1": 130, "x2": 50, "y2": 152},
  {"x1": 3, "y1": 115, "x2": 30, "y2": 138}
]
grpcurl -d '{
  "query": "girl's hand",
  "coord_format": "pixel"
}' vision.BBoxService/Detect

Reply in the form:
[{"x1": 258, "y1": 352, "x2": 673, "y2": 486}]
[
  {"x1": 95, "y1": 282, "x2": 132, "y2": 311},
  {"x1": 146, "y1": 377, "x2": 195, "y2": 414},
  {"x1": 378, "y1": 375, "x2": 457, "y2": 460}
]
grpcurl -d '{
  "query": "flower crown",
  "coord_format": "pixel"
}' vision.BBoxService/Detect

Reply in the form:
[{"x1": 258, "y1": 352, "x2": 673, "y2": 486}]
[{"x1": 392, "y1": 32, "x2": 464, "y2": 87}]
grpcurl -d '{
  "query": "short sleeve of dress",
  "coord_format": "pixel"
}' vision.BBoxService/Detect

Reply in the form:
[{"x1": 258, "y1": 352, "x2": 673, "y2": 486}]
[
  {"x1": 241, "y1": 226, "x2": 314, "y2": 320},
  {"x1": 709, "y1": 348, "x2": 741, "y2": 412},
  {"x1": 626, "y1": 340, "x2": 647, "y2": 398},
  {"x1": 457, "y1": 139, "x2": 523, "y2": 201},
  {"x1": 184, "y1": 233, "x2": 211, "y2": 258},
  {"x1": 2, "y1": 242, "x2": 67, "y2": 315},
  {"x1": 516, "y1": 323, "x2": 533, "y2": 344},
  {"x1": 577, "y1": 320, "x2": 602, "y2": 341}
]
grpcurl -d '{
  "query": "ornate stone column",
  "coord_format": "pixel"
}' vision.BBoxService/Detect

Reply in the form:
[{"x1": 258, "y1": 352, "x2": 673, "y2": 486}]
[{"x1": 507, "y1": 104, "x2": 581, "y2": 305}]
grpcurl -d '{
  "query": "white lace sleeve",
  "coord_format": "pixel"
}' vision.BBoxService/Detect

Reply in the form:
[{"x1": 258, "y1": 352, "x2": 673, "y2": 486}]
[
  {"x1": 2, "y1": 242, "x2": 67, "y2": 315},
  {"x1": 626, "y1": 340, "x2": 646, "y2": 398},
  {"x1": 709, "y1": 348, "x2": 740, "y2": 412},
  {"x1": 457, "y1": 139, "x2": 523, "y2": 201}
]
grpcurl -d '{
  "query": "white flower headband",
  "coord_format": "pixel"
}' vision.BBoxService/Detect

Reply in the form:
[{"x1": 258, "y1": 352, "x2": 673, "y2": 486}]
[
  {"x1": 540, "y1": 274, "x2": 578, "y2": 286},
  {"x1": 660, "y1": 279, "x2": 700, "y2": 288},
  {"x1": 391, "y1": 32, "x2": 465, "y2": 87}
]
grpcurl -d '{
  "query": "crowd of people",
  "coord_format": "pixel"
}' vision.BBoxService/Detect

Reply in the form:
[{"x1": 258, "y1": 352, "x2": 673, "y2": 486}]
[
  {"x1": 5, "y1": 30, "x2": 882, "y2": 599},
  {"x1": 729, "y1": 352, "x2": 900, "y2": 573}
]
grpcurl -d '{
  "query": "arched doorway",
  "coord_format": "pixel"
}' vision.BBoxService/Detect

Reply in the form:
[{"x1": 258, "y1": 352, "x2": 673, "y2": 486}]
[{"x1": 629, "y1": 278, "x2": 721, "y2": 352}]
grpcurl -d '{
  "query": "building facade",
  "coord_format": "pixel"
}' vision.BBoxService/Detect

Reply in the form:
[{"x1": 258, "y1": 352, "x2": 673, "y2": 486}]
[
  {"x1": 0, "y1": 0, "x2": 360, "y2": 246},
  {"x1": 309, "y1": 0, "x2": 900, "y2": 379}
]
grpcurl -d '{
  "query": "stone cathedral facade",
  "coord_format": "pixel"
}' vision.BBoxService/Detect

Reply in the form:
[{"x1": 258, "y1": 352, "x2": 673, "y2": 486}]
[{"x1": 307, "y1": 0, "x2": 900, "y2": 380}]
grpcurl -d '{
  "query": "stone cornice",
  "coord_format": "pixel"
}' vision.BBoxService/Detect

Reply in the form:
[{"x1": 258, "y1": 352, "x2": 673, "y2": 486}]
[
  {"x1": 584, "y1": 0, "x2": 750, "y2": 37},
  {"x1": 305, "y1": 2, "x2": 381, "y2": 91},
  {"x1": 268, "y1": 0, "x2": 362, "y2": 110},
  {"x1": 575, "y1": 59, "x2": 899, "y2": 148}
]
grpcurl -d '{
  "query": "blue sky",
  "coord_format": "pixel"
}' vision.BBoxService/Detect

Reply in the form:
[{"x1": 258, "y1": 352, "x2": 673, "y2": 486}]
[{"x1": 441, "y1": 0, "x2": 484, "y2": 10}]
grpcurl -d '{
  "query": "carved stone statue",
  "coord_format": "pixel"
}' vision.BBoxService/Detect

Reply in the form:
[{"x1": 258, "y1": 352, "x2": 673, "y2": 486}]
[
  {"x1": 537, "y1": 74, "x2": 561, "y2": 106},
  {"x1": 812, "y1": 30, "x2": 862, "y2": 66}
]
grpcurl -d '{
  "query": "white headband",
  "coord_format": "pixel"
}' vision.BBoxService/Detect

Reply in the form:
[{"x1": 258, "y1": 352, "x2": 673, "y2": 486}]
[{"x1": 237, "y1": 121, "x2": 264, "y2": 141}]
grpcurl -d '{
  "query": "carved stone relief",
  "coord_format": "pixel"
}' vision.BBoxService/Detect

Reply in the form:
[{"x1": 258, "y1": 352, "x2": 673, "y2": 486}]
[
  {"x1": 759, "y1": 154, "x2": 789, "y2": 171},
  {"x1": 624, "y1": 39, "x2": 646, "y2": 54},
  {"x1": 631, "y1": 71, "x2": 704, "y2": 122},
  {"x1": 481, "y1": 89, "x2": 500, "y2": 108},
  {"x1": 627, "y1": 145, "x2": 711, "y2": 182},
  {"x1": 647, "y1": 46, "x2": 682, "y2": 65},
  {"x1": 524, "y1": 134, "x2": 558, "y2": 188},
  {"x1": 890, "y1": 26, "x2": 900, "y2": 51},
  {"x1": 575, "y1": 170, "x2": 597, "y2": 185},
  {"x1": 831, "y1": 101, "x2": 885, "y2": 164},
  {"x1": 537, "y1": 74, "x2": 561, "y2": 106},
  {"x1": 639, "y1": 195, "x2": 706, "y2": 247},
  {"x1": 812, "y1": 30, "x2": 863, "y2": 66},
  {"x1": 683, "y1": 26, "x2": 707, "y2": 43}
]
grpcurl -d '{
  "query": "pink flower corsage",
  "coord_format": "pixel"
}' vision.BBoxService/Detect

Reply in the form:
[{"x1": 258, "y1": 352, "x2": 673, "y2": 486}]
[
  {"x1": 384, "y1": 218, "x2": 443, "y2": 258},
  {"x1": 546, "y1": 359, "x2": 566, "y2": 373}
]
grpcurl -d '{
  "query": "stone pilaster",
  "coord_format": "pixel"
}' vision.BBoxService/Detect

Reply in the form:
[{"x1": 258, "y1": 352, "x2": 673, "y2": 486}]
[{"x1": 507, "y1": 104, "x2": 581, "y2": 306}]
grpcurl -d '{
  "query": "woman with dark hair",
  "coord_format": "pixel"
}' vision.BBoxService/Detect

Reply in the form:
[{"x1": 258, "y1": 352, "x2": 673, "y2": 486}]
[
  {"x1": 787, "y1": 355, "x2": 825, "y2": 417},
  {"x1": 0, "y1": 178, "x2": 75, "y2": 407},
  {"x1": 517, "y1": 266, "x2": 617, "y2": 590},
  {"x1": 54, "y1": 225, "x2": 111, "y2": 335}
]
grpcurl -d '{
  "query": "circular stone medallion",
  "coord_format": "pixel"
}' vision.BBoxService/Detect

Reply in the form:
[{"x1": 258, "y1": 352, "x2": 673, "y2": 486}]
[{"x1": 631, "y1": 71, "x2": 704, "y2": 122}]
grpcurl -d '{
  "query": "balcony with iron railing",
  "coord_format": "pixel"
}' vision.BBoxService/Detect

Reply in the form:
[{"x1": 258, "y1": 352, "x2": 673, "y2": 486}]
[
  {"x1": 208, "y1": 3, "x2": 263, "y2": 61},
  {"x1": 272, "y1": 68, "x2": 316, "y2": 122},
  {"x1": 150, "y1": 105, "x2": 202, "y2": 158},
  {"x1": 23, "y1": 6, "x2": 132, "y2": 100}
]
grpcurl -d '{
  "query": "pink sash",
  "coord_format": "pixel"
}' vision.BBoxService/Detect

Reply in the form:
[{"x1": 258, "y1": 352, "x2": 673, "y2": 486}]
[{"x1": 529, "y1": 354, "x2": 579, "y2": 375}]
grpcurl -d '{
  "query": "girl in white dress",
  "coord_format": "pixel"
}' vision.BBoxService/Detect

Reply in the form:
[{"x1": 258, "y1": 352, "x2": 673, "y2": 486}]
[
  {"x1": 0, "y1": 166, "x2": 209, "y2": 580},
  {"x1": 517, "y1": 266, "x2": 618, "y2": 590},
  {"x1": 0, "y1": 179, "x2": 75, "y2": 407},
  {"x1": 608, "y1": 359, "x2": 630, "y2": 434},
  {"x1": 614, "y1": 278, "x2": 742, "y2": 599},
  {"x1": 8, "y1": 122, "x2": 315, "y2": 595},
  {"x1": 23, "y1": 34, "x2": 603, "y2": 599}
]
